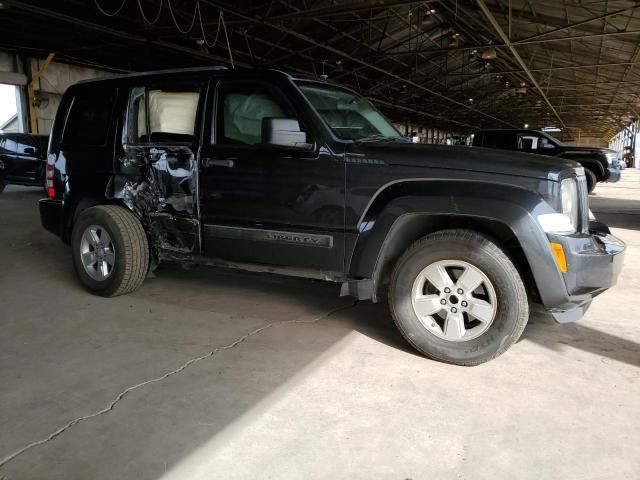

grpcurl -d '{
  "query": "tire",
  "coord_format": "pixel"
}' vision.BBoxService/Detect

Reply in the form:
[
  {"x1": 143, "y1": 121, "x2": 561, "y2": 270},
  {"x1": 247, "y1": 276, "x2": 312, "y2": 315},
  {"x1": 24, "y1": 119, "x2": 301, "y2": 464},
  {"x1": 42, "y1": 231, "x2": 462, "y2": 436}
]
[
  {"x1": 71, "y1": 205, "x2": 149, "y2": 297},
  {"x1": 389, "y1": 229, "x2": 529, "y2": 366},
  {"x1": 585, "y1": 168, "x2": 597, "y2": 194},
  {"x1": 0, "y1": 180, "x2": 5, "y2": 193}
]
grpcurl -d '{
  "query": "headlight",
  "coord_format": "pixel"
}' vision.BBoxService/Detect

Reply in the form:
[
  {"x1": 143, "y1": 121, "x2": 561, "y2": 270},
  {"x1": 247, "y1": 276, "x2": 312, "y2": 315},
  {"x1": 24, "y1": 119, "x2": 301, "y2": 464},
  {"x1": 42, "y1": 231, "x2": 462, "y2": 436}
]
[
  {"x1": 538, "y1": 178, "x2": 579, "y2": 234},
  {"x1": 605, "y1": 152, "x2": 617, "y2": 165}
]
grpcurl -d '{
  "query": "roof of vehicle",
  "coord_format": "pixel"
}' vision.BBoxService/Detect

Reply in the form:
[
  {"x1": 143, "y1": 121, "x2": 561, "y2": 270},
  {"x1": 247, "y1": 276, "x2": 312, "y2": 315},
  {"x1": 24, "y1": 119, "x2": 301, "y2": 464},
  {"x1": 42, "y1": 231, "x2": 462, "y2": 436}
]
[{"x1": 74, "y1": 66, "x2": 349, "y2": 90}]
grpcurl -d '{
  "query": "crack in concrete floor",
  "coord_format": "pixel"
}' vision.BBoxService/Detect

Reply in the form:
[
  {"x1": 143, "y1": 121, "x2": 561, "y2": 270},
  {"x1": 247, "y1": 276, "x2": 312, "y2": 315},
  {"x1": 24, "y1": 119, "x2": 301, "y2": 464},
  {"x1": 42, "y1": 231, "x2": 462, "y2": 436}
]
[{"x1": 0, "y1": 302, "x2": 356, "y2": 468}]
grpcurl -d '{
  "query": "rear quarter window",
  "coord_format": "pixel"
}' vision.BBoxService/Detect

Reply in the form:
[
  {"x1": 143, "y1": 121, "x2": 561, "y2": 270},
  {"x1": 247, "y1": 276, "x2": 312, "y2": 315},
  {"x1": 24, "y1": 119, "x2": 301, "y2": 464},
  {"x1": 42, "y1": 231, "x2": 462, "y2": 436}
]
[
  {"x1": 126, "y1": 84, "x2": 201, "y2": 145},
  {"x1": 63, "y1": 89, "x2": 116, "y2": 146}
]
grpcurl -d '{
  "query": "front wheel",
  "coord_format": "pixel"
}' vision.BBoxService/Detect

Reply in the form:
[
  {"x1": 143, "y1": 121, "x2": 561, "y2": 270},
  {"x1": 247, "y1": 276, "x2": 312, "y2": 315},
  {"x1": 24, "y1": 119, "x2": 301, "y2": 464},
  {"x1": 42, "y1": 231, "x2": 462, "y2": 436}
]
[
  {"x1": 71, "y1": 205, "x2": 149, "y2": 297},
  {"x1": 389, "y1": 229, "x2": 529, "y2": 365}
]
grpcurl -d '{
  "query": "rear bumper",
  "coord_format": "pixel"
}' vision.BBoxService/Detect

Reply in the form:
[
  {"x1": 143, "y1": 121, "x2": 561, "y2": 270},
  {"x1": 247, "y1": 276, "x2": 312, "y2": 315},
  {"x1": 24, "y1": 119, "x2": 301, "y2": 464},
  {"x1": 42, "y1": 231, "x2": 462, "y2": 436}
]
[
  {"x1": 604, "y1": 167, "x2": 621, "y2": 183},
  {"x1": 546, "y1": 222, "x2": 625, "y2": 323},
  {"x1": 39, "y1": 198, "x2": 63, "y2": 237}
]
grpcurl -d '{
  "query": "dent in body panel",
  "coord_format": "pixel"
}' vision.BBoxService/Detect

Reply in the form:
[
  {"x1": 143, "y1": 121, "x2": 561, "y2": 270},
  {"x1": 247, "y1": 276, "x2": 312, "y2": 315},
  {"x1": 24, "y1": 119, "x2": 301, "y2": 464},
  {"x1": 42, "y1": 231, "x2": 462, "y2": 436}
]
[{"x1": 112, "y1": 145, "x2": 199, "y2": 259}]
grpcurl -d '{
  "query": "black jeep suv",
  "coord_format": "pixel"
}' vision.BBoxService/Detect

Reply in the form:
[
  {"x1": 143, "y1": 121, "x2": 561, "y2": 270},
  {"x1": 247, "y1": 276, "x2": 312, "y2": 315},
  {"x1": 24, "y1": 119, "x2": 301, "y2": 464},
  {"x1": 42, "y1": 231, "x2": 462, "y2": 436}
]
[
  {"x1": 472, "y1": 129, "x2": 621, "y2": 193},
  {"x1": 39, "y1": 67, "x2": 625, "y2": 365},
  {"x1": 0, "y1": 133, "x2": 49, "y2": 192}
]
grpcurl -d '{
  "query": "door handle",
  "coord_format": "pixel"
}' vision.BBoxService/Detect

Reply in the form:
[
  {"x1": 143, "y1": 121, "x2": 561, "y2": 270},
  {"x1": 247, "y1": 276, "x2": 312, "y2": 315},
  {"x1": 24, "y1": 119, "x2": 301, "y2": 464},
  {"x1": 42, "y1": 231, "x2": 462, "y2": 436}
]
[{"x1": 203, "y1": 158, "x2": 235, "y2": 168}]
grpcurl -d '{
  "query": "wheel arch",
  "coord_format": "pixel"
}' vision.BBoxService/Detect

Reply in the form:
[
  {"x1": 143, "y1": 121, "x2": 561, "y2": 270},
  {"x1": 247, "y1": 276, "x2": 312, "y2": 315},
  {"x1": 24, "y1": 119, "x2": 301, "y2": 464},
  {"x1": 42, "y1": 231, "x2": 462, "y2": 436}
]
[
  {"x1": 366, "y1": 213, "x2": 540, "y2": 303},
  {"x1": 558, "y1": 155, "x2": 605, "y2": 180},
  {"x1": 346, "y1": 183, "x2": 566, "y2": 307},
  {"x1": 62, "y1": 193, "x2": 142, "y2": 243}
]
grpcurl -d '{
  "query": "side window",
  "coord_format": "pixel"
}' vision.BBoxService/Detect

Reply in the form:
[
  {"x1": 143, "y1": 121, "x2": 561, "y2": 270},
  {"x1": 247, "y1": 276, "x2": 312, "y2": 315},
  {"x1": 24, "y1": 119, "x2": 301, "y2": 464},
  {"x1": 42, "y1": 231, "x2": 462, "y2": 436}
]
[
  {"x1": 127, "y1": 85, "x2": 200, "y2": 144},
  {"x1": 217, "y1": 85, "x2": 298, "y2": 146},
  {"x1": 126, "y1": 87, "x2": 147, "y2": 144},
  {"x1": 63, "y1": 90, "x2": 115, "y2": 146},
  {"x1": 517, "y1": 134, "x2": 539, "y2": 150},
  {"x1": 539, "y1": 136, "x2": 555, "y2": 149}
]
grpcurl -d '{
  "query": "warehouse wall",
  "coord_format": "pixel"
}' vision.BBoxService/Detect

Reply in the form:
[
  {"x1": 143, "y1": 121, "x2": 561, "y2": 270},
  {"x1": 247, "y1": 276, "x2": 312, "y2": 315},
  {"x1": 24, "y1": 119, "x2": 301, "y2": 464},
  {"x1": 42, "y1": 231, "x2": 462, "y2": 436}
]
[
  {"x1": 28, "y1": 58, "x2": 106, "y2": 134},
  {"x1": 394, "y1": 122, "x2": 467, "y2": 144},
  {"x1": 0, "y1": 51, "x2": 108, "y2": 134},
  {"x1": 565, "y1": 136, "x2": 607, "y2": 148}
]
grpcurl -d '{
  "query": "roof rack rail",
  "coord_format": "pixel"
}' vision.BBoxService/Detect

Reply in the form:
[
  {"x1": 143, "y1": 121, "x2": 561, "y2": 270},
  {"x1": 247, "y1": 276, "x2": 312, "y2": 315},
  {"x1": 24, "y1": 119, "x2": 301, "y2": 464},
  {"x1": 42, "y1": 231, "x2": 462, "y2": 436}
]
[{"x1": 77, "y1": 65, "x2": 228, "y2": 84}]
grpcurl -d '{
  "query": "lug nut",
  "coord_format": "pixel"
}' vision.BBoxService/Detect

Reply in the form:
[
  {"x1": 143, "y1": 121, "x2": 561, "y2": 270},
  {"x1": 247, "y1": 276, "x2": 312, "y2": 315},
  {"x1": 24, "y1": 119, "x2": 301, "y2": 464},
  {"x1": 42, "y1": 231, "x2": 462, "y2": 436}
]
[
  {"x1": 451, "y1": 307, "x2": 457, "y2": 313},
  {"x1": 457, "y1": 288, "x2": 464, "y2": 294},
  {"x1": 440, "y1": 299, "x2": 447, "y2": 305},
  {"x1": 461, "y1": 301, "x2": 468, "y2": 307},
  {"x1": 444, "y1": 287, "x2": 451, "y2": 294}
]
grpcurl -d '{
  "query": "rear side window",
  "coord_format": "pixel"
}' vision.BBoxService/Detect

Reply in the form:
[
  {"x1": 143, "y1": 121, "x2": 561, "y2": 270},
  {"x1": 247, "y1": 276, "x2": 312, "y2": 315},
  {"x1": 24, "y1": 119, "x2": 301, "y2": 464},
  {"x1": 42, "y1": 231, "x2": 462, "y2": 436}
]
[
  {"x1": 126, "y1": 85, "x2": 201, "y2": 144},
  {"x1": 63, "y1": 90, "x2": 115, "y2": 146}
]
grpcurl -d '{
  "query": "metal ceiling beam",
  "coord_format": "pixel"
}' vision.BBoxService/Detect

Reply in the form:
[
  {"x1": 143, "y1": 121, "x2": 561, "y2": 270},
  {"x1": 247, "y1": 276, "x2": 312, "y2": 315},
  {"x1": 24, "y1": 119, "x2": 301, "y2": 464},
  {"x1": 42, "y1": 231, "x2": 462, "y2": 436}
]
[
  {"x1": 200, "y1": 0, "x2": 515, "y2": 127},
  {"x1": 546, "y1": 80, "x2": 640, "y2": 89},
  {"x1": 446, "y1": 60, "x2": 640, "y2": 76},
  {"x1": 476, "y1": 0, "x2": 566, "y2": 128},
  {"x1": 519, "y1": 6, "x2": 639, "y2": 42},
  {"x1": 259, "y1": 0, "x2": 420, "y2": 22},
  {"x1": 364, "y1": 29, "x2": 640, "y2": 57},
  {"x1": 2, "y1": 0, "x2": 243, "y2": 67}
]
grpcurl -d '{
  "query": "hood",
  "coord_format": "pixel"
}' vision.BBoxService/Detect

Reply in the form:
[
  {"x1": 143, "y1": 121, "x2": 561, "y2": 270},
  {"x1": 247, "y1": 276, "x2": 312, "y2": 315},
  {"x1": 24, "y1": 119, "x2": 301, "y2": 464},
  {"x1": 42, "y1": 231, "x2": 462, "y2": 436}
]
[
  {"x1": 559, "y1": 145, "x2": 611, "y2": 155},
  {"x1": 348, "y1": 142, "x2": 579, "y2": 181},
  {"x1": 558, "y1": 145, "x2": 615, "y2": 165}
]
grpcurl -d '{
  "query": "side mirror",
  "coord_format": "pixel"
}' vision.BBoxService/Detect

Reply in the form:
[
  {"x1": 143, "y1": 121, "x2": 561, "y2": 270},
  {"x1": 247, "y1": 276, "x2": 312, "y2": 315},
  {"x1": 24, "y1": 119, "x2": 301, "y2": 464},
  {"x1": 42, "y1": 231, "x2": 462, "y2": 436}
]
[{"x1": 262, "y1": 118, "x2": 311, "y2": 149}]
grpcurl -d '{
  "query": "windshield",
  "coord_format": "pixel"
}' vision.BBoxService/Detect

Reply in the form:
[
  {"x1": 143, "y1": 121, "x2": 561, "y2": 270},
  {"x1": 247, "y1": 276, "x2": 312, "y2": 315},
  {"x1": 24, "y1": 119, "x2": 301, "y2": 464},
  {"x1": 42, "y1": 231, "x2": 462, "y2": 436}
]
[
  {"x1": 542, "y1": 131, "x2": 564, "y2": 147},
  {"x1": 297, "y1": 83, "x2": 401, "y2": 141}
]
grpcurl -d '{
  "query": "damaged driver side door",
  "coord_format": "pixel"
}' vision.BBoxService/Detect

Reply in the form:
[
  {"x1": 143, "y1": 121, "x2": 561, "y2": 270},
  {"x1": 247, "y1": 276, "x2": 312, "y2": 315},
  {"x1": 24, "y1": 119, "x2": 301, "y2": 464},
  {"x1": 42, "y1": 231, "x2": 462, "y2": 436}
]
[{"x1": 116, "y1": 81, "x2": 205, "y2": 259}]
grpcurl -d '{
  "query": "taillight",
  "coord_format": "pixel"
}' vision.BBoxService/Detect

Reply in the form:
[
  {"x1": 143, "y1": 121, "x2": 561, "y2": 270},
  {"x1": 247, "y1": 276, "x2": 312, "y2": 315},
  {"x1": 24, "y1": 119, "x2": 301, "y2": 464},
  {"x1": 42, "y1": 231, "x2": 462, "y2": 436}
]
[{"x1": 46, "y1": 153, "x2": 56, "y2": 199}]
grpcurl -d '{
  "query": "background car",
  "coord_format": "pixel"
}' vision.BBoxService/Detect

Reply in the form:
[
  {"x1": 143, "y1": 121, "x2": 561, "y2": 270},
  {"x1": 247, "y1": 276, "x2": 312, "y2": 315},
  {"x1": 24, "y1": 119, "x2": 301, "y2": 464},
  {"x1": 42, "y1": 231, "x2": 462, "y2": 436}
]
[
  {"x1": 0, "y1": 133, "x2": 49, "y2": 193},
  {"x1": 472, "y1": 129, "x2": 621, "y2": 193}
]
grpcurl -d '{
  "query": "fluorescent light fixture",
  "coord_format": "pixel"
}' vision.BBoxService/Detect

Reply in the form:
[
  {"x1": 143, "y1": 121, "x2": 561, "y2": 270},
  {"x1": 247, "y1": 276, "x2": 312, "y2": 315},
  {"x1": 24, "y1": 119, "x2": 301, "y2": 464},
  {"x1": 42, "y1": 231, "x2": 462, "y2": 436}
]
[{"x1": 542, "y1": 126, "x2": 561, "y2": 132}]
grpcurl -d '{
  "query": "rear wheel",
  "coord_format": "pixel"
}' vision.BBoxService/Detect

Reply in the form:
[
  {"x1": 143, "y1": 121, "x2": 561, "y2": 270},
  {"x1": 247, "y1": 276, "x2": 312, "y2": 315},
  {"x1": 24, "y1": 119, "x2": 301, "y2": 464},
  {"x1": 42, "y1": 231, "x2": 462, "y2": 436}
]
[
  {"x1": 585, "y1": 168, "x2": 597, "y2": 194},
  {"x1": 71, "y1": 205, "x2": 149, "y2": 297},
  {"x1": 389, "y1": 229, "x2": 529, "y2": 365}
]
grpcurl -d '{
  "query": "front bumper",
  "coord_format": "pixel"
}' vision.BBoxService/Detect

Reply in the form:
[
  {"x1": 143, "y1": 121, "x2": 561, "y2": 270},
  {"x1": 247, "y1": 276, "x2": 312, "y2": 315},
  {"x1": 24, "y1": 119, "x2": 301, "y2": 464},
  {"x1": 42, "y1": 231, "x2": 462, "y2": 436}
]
[
  {"x1": 604, "y1": 167, "x2": 622, "y2": 183},
  {"x1": 546, "y1": 221, "x2": 625, "y2": 323},
  {"x1": 39, "y1": 198, "x2": 63, "y2": 237}
]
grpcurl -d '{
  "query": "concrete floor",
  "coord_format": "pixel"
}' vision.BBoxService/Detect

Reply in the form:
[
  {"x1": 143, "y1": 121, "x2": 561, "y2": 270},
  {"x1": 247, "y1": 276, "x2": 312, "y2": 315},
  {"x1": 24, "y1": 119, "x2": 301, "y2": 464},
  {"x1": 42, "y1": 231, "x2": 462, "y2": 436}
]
[{"x1": 1, "y1": 171, "x2": 639, "y2": 480}]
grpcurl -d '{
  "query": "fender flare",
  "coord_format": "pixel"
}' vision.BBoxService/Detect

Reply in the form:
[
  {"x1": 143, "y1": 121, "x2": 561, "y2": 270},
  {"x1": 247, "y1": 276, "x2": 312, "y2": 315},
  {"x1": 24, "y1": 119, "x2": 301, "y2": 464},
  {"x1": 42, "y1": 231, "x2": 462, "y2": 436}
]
[
  {"x1": 557, "y1": 154, "x2": 605, "y2": 179},
  {"x1": 347, "y1": 180, "x2": 569, "y2": 308}
]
